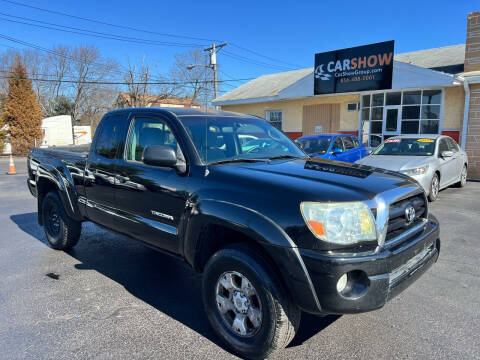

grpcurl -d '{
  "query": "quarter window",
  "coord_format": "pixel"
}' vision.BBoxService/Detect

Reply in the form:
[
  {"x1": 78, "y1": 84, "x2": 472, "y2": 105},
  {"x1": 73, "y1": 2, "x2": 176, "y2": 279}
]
[
  {"x1": 95, "y1": 115, "x2": 124, "y2": 159},
  {"x1": 265, "y1": 110, "x2": 283, "y2": 130}
]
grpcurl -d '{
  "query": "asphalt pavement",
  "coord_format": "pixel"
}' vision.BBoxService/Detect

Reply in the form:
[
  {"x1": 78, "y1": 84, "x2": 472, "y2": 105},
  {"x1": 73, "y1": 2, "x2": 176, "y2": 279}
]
[{"x1": 0, "y1": 157, "x2": 479, "y2": 359}]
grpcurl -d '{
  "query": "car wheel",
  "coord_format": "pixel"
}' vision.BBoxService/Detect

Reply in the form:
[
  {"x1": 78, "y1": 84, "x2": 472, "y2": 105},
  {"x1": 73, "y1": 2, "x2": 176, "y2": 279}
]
[
  {"x1": 202, "y1": 244, "x2": 300, "y2": 359},
  {"x1": 456, "y1": 165, "x2": 467, "y2": 188},
  {"x1": 428, "y1": 173, "x2": 440, "y2": 202},
  {"x1": 42, "y1": 191, "x2": 81, "y2": 250}
]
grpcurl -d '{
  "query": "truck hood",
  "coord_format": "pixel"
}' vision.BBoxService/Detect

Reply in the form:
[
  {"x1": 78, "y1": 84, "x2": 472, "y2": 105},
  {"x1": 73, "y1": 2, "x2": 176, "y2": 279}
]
[
  {"x1": 356, "y1": 155, "x2": 432, "y2": 171},
  {"x1": 211, "y1": 157, "x2": 417, "y2": 203}
]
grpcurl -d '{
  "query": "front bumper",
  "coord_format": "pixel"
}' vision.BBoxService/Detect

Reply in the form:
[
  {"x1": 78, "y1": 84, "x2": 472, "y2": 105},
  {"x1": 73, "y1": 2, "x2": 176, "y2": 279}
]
[{"x1": 300, "y1": 216, "x2": 440, "y2": 314}]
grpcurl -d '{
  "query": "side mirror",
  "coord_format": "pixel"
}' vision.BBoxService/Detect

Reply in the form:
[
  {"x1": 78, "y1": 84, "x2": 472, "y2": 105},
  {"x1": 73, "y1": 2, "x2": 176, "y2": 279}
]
[
  {"x1": 441, "y1": 150, "x2": 453, "y2": 158},
  {"x1": 332, "y1": 148, "x2": 343, "y2": 155},
  {"x1": 143, "y1": 145, "x2": 177, "y2": 168}
]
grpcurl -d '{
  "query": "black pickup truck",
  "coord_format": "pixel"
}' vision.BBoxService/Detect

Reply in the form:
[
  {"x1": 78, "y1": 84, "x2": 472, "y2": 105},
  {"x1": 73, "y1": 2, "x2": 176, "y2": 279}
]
[{"x1": 27, "y1": 108, "x2": 440, "y2": 359}]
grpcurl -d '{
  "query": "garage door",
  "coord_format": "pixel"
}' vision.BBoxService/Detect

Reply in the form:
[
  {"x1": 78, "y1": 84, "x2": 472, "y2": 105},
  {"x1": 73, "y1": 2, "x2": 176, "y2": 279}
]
[{"x1": 302, "y1": 103, "x2": 340, "y2": 135}]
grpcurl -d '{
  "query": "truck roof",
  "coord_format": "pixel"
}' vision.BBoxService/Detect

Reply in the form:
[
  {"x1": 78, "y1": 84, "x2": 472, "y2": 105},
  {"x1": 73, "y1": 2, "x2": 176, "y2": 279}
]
[{"x1": 107, "y1": 107, "x2": 257, "y2": 118}]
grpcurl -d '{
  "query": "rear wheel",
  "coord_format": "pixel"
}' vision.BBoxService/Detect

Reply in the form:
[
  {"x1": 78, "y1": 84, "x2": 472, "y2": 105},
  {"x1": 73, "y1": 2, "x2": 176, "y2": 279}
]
[
  {"x1": 41, "y1": 191, "x2": 81, "y2": 250},
  {"x1": 456, "y1": 165, "x2": 467, "y2": 188},
  {"x1": 428, "y1": 173, "x2": 440, "y2": 202},
  {"x1": 202, "y1": 244, "x2": 300, "y2": 359}
]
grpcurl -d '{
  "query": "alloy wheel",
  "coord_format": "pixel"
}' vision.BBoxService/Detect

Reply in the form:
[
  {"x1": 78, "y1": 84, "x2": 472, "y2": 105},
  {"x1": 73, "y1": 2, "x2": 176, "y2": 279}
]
[{"x1": 215, "y1": 271, "x2": 262, "y2": 337}]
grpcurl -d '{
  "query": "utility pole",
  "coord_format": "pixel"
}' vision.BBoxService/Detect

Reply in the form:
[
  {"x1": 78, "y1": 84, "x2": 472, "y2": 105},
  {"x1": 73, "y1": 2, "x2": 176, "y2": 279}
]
[{"x1": 204, "y1": 42, "x2": 227, "y2": 105}]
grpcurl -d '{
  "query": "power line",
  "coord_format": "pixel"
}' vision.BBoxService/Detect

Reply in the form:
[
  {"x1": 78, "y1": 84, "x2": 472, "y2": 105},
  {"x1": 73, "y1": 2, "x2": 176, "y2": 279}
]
[
  {"x1": 0, "y1": 14, "x2": 207, "y2": 48},
  {"x1": 0, "y1": 0, "x2": 221, "y2": 43},
  {"x1": 222, "y1": 50, "x2": 294, "y2": 71},
  {"x1": 0, "y1": 0, "x2": 304, "y2": 70},
  {"x1": 229, "y1": 43, "x2": 306, "y2": 68},
  {"x1": 0, "y1": 74, "x2": 255, "y2": 85}
]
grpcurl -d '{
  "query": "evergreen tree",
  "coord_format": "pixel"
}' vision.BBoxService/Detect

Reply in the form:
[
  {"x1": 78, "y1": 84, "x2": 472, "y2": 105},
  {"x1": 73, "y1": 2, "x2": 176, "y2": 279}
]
[{"x1": 5, "y1": 56, "x2": 43, "y2": 154}]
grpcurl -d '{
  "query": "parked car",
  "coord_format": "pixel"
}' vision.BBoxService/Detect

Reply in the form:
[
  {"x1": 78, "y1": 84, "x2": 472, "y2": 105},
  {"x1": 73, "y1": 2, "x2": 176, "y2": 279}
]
[
  {"x1": 296, "y1": 134, "x2": 368, "y2": 163},
  {"x1": 356, "y1": 135, "x2": 468, "y2": 201},
  {"x1": 28, "y1": 109, "x2": 440, "y2": 359}
]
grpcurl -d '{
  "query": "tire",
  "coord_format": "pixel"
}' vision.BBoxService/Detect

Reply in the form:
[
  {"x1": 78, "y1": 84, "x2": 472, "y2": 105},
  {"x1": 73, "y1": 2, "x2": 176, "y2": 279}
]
[
  {"x1": 455, "y1": 165, "x2": 467, "y2": 188},
  {"x1": 41, "y1": 191, "x2": 81, "y2": 250},
  {"x1": 428, "y1": 173, "x2": 440, "y2": 202},
  {"x1": 202, "y1": 244, "x2": 300, "y2": 359}
]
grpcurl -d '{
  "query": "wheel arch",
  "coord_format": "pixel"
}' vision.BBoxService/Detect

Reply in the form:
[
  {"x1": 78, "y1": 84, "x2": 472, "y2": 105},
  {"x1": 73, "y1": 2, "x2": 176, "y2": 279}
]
[
  {"x1": 35, "y1": 162, "x2": 83, "y2": 225},
  {"x1": 182, "y1": 199, "x2": 322, "y2": 313}
]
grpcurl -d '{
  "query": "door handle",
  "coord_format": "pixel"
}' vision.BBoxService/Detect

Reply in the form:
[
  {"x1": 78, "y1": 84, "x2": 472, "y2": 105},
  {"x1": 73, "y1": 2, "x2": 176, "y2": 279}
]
[{"x1": 115, "y1": 174, "x2": 130, "y2": 183}]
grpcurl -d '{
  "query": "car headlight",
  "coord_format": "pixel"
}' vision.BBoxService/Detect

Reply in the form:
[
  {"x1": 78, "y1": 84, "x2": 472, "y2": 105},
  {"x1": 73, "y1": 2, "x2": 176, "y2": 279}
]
[
  {"x1": 300, "y1": 202, "x2": 377, "y2": 245},
  {"x1": 401, "y1": 165, "x2": 429, "y2": 176}
]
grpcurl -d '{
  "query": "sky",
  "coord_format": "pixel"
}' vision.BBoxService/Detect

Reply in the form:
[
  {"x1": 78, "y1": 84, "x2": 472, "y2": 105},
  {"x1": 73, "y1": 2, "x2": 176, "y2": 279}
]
[{"x1": 0, "y1": 0, "x2": 478, "y2": 94}]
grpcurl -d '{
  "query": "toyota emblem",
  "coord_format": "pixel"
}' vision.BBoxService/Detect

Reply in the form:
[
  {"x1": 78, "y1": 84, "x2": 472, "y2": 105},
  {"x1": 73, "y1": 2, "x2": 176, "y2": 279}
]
[{"x1": 405, "y1": 205, "x2": 416, "y2": 224}]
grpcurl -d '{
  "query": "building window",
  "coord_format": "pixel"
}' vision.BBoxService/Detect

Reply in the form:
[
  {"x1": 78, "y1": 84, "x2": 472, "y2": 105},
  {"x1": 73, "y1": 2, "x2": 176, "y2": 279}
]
[
  {"x1": 266, "y1": 110, "x2": 283, "y2": 130},
  {"x1": 360, "y1": 89, "x2": 442, "y2": 146}
]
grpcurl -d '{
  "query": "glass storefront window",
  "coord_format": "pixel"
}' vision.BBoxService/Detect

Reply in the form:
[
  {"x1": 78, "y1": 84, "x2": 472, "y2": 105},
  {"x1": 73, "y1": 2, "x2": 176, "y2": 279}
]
[
  {"x1": 386, "y1": 92, "x2": 401, "y2": 105},
  {"x1": 371, "y1": 121, "x2": 382, "y2": 133},
  {"x1": 422, "y1": 90, "x2": 441, "y2": 104},
  {"x1": 360, "y1": 89, "x2": 442, "y2": 147},
  {"x1": 371, "y1": 107, "x2": 383, "y2": 120},
  {"x1": 361, "y1": 108, "x2": 370, "y2": 121},
  {"x1": 402, "y1": 91, "x2": 421, "y2": 105},
  {"x1": 362, "y1": 95, "x2": 370, "y2": 108},
  {"x1": 402, "y1": 106, "x2": 420, "y2": 119},
  {"x1": 421, "y1": 120, "x2": 439, "y2": 134},
  {"x1": 401, "y1": 121, "x2": 419, "y2": 134},
  {"x1": 421, "y1": 105, "x2": 440, "y2": 119},
  {"x1": 372, "y1": 93, "x2": 384, "y2": 106}
]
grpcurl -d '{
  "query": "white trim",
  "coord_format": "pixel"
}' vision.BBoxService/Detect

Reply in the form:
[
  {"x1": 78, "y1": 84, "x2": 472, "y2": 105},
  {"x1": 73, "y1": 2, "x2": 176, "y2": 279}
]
[{"x1": 461, "y1": 80, "x2": 470, "y2": 150}]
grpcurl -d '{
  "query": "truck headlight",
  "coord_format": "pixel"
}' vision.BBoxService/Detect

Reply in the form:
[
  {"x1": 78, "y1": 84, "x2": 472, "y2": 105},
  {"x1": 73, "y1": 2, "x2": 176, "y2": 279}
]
[
  {"x1": 401, "y1": 165, "x2": 429, "y2": 176},
  {"x1": 300, "y1": 202, "x2": 377, "y2": 245}
]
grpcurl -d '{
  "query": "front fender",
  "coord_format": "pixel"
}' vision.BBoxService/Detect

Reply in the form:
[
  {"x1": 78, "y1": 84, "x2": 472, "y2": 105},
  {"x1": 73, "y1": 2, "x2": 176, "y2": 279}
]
[
  {"x1": 35, "y1": 160, "x2": 83, "y2": 223},
  {"x1": 182, "y1": 199, "x2": 322, "y2": 313}
]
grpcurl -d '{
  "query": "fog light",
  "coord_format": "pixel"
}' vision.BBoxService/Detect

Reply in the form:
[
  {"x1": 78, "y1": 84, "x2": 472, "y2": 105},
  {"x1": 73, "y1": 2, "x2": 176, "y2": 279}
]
[{"x1": 336, "y1": 274, "x2": 348, "y2": 293}]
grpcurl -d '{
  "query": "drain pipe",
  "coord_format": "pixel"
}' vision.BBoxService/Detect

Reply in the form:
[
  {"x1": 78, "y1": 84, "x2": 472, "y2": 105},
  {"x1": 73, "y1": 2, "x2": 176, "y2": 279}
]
[{"x1": 461, "y1": 78, "x2": 470, "y2": 150}]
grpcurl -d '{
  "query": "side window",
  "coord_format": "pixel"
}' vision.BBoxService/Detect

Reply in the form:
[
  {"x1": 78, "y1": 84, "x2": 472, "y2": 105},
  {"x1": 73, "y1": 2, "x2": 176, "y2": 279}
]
[
  {"x1": 126, "y1": 117, "x2": 180, "y2": 162},
  {"x1": 95, "y1": 116, "x2": 122, "y2": 159},
  {"x1": 343, "y1": 136, "x2": 355, "y2": 150},
  {"x1": 438, "y1": 138, "x2": 449, "y2": 156},
  {"x1": 352, "y1": 137, "x2": 360, "y2": 148},
  {"x1": 332, "y1": 137, "x2": 344, "y2": 152},
  {"x1": 447, "y1": 138, "x2": 459, "y2": 152}
]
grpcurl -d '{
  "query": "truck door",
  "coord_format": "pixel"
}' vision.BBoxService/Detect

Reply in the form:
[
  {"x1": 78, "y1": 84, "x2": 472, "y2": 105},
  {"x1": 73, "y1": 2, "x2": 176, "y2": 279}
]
[
  {"x1": 113, "y1": 115, "x2": 189, "y2": 254},
  {"x1": 84, "y1": 114, "x2": 127, "y2": 229}
]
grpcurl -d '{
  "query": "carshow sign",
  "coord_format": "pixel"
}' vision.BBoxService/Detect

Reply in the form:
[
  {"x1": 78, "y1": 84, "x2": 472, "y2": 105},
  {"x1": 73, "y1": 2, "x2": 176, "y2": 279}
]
[{"x1": 314, "y1": 41, "x2": 394, "y2": 95}]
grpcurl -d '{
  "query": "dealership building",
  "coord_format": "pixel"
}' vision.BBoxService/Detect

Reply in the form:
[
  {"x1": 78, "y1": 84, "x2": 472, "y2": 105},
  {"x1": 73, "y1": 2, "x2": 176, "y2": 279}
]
[{"x1": 214, "y1": 11, "x2": 480, "y2": 178}]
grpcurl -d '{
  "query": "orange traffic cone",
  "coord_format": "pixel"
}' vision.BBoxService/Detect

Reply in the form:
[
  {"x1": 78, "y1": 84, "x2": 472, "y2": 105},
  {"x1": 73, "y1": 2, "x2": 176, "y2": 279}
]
[{"x1": 7, "y1": 154, "x2": 16, "y2": 175}]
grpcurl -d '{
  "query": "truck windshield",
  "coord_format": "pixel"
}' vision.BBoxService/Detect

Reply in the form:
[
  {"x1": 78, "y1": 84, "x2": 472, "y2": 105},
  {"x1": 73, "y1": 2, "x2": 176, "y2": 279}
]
[
  {"x1": 179, "y1": 116, "x2": 306, "y2": 164},
  {"x1": 296, "y1": 137, "x2": 332, "y2": 154},
  {"x1": 373, "y1": 138, "x2": 436, "y2": 156}
]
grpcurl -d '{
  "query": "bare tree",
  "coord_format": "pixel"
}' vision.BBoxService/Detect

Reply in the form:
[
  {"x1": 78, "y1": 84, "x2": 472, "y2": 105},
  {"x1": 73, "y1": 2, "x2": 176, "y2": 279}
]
[
  {"x1": 69, "y1": 45, "x2": 119, "y2": 121},
  {"x1": 124, "y1": 57, "x2": 153, "y2": 107},
  {"x1": 169, "y1": 49, "x2": 216, "y2": 107}
]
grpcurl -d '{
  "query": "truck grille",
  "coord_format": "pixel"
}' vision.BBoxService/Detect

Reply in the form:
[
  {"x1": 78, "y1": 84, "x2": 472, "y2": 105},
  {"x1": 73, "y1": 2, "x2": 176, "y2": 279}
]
[{"x1": 385, "y1": 194, "x2": 427, "y2": 244}]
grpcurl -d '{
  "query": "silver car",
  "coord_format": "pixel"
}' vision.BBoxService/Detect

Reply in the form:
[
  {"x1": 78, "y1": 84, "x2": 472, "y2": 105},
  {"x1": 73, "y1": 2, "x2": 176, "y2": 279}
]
[{"x1": 356, "y1": 135, "x2": 468, "y2": 201}]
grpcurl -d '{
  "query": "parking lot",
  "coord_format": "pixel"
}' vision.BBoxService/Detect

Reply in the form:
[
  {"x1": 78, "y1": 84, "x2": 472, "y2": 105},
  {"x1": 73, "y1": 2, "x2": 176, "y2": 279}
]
[{"x1": 0, "y1": 156, "x2": 479, "y2": 360}]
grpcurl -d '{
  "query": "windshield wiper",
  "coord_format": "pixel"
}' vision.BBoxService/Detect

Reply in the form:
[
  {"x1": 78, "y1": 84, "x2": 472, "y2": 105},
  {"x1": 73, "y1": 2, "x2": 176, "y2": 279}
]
[
  {"x1": 209, "y1": 158, "x2": 268, "y2": 165},
  {"x1": 267, "y1": 154, "x2": 308, "y2": 161}
]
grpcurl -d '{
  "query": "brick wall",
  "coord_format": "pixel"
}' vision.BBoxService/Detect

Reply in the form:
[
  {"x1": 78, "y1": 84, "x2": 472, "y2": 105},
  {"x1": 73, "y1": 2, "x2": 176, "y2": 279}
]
[
  {"x1": 465, "y1": 11, "x2": 480, "y2": 72},
  {"x1": 465, "y1": 84, "x2": 480, "y2": 178}
]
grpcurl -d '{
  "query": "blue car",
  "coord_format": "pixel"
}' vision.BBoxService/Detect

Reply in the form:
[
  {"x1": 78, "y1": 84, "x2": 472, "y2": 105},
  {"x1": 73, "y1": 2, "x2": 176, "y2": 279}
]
[{"x1": 296, "y1": 134, "x2": 368, "y2": 163}]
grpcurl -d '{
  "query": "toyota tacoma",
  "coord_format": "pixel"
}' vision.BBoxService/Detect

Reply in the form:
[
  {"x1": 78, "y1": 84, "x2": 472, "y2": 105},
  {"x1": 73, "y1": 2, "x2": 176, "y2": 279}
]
[{"x1": 27, "y1": 108, "x2": 440, "y2": 359}]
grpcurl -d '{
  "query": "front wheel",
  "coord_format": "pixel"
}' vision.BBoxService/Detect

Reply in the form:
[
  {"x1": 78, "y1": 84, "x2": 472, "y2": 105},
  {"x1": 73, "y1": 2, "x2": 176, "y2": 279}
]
[
  {"x1": 41, "y1": 191, "x2": 81, "y2": 250},
  {"x1": 428, "y1": 173, "x2": 440, "y2": 202},
  {"x1": 202, "y1": 244, "x2": 300, "y2": 359}
]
